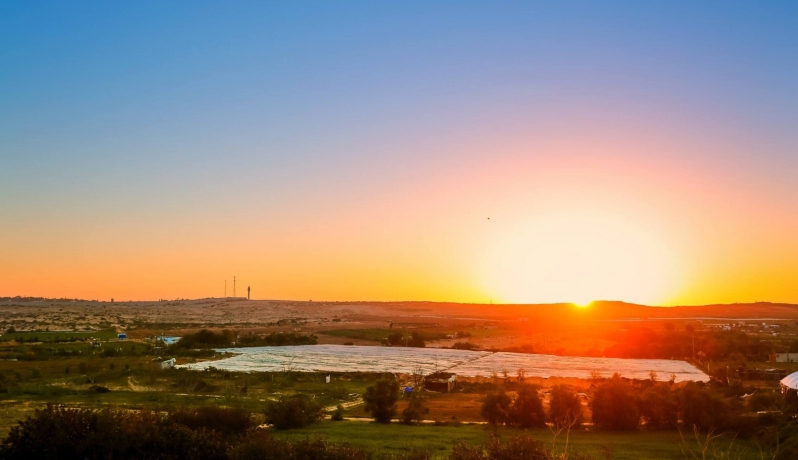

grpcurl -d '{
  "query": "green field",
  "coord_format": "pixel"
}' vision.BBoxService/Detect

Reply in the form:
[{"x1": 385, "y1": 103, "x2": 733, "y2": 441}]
[
  {"x1": 272, "y1": 421, "x2": 763, "y2": 460},
  {"x1": 323, "y1": 327, "x2": 501, "y2": 343},
  {"x1": 0, "y1": 329, "x2": 118, "y2": 343}
]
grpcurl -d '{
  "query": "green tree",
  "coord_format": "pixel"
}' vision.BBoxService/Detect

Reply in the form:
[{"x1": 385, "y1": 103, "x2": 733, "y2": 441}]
[
  {"x1": 590, "y1": 375, "x2": 640, "y2": 430},
  {"x1": 678, "y1": 382, "x2": 729, "y2": 432},
  {"x1": 481, "y1": 390, "x2": 511, "y2": 425},
  {"x1": 639, "y1": 383, "x2": 678, "y2": 429},
  {"x1": 363, "y1": 379, "x2": 399, "y2": 423},
  {"x1": 548, "y1": 384, "x2": 583, "y2": 428},
  {"x1": 509, "y1": 385, "x2": 545, "y2": 428}
]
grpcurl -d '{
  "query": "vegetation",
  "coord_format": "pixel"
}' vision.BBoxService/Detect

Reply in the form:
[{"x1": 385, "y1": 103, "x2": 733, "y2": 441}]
[
  {"x1": 508, "y1": 385, "x2": 546, "y2": 428},
  {"x1": 590, "y1": 375, "x2": 640, "y2": 431},
  {"x1": 264, "y1": 395, "x2": 324, "y2": 430},
  {"x1": 548, "y1": 385, "x2": 583, "y2": 428},
  {"x1": 0, "y1": 329, "x2": 118, "y2": 343},
  {"x1": 170, "y1": 329, "x2": 317, "y2": 350},
  {"x1": 364, "y1": 379, "x2": 400, "y2": 423},
  {"x1": 402, "y1": 394, "x2": 430, "y2": 425}
]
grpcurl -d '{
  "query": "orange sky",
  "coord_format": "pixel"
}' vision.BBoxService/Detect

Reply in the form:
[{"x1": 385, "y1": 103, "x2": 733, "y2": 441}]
[{"x1": 3, "y1": 3, "x2": 798, "y2": 305}]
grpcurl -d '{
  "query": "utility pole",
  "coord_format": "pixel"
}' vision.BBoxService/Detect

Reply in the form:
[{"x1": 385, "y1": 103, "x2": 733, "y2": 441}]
[
  {"x1": 247, "y1": 286, "x2": 250, "y2": 300},
  {"x1": 224, "y1": 280, "x2": 227, "y2": 298},
  {"x1": 233, "y1": 276, "x2": 236, "y2": 298}
]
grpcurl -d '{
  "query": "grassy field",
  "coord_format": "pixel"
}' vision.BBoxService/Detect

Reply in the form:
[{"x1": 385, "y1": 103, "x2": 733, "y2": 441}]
[
  {"x1": 0, "y1": 329, "x2": 118, "y2": 343},
  {"x1": 272, "y1": 421, "x2": 764, "y2": 460},
  {"x1": 323, "y1": 327, "x2": 503, "y2": 343}
]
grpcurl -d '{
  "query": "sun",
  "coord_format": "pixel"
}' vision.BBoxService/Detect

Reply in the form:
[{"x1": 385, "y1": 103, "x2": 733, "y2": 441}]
[{"x1": 573, "y1": 300, "x2": 593, "y2": 308}]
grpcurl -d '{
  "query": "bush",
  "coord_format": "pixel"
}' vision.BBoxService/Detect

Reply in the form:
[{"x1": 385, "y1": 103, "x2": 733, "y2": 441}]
[
  {"x1": 402, "y1": 394, "x2": 429, "y2": 424},
  {"x1": 173, "y1": 329, "x2": 235, "y2": 349},
  {"x1": 481, "y1": 390, "x2": 511, "y2": 425},
  {"x1": 331, "y1": 404, "x2": 345, "y2": 421},
  {"x1": 168, "y1": 406, "x2": 252, "y2": 437},
  {"x1": 548, "y1": 384, "x2": 583, "y2": 428},
  {"x1": 0, "y1": 405, "x2": 228, "y2": 460},
  {"x1": 364, "y1": 379, "x2": 399, "y2": 423},
  {"x1": 590, "y1": 375, "x2": 640, "y2": 430},
  {"x1": 237, "y1": 332, "x2": 317, "y2": 347},
  {"x1": 509, "y1": 385, "x2": 545, "y2": 428},
  {"x1": 264, "y1": 395, "x2": 323, "y2": 430}
]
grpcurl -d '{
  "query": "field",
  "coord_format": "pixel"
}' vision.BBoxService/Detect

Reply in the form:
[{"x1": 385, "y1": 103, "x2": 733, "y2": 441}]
[
  {"x1": 0, "y1": 329, "x2": 118, "y2": 343},
  {"x1": 272, "y1": 421, "x2": 762, "y2": 460},
  {"x1": 0, "y1": 298, "x2": 796, "y2": 458}
]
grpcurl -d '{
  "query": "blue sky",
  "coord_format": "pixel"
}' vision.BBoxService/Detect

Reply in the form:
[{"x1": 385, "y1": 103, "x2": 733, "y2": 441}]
[{"x1": 2, "y1": 2, "x2": 798, "y2": 302}]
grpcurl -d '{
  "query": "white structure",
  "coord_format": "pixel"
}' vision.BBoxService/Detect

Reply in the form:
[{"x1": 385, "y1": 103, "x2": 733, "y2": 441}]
[
  {"x1": 772, "y1": 353, "x2": 798, "y2": 363},
  {"x1": 161, "y1": 358, "x2": 176, "y2": 369},
  {"x1": 780, "y1": 371, "x2": 798, "y2": 394}
]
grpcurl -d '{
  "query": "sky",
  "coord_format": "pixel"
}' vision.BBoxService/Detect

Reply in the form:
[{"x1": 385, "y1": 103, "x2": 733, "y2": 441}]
[{"x1": 2, "y1": 1, "x2": 797, "y2": 305}]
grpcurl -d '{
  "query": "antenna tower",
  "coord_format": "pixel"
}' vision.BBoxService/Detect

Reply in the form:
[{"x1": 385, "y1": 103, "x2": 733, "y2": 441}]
[{"x1": 233, "y1": 276, "x2": 236, "y2": 298}]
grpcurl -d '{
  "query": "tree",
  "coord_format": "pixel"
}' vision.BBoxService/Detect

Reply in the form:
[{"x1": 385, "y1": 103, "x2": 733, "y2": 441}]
[
  {"x1": 509, "y1": 385, "x2": 545, "y2": 428},
  {"x1": 678, "y1": 383, "x2": 729, "y2": 432},
  {"x1": 264, "y1": 395, "x2": 323, "y2": 430},
  {"x1": 481, "y1": 390, "x2": 511, "y2": 425},
  {"x1": 590, "y1": 375, "x2": 640, "y2": 430},
  {"x1": 639, "y1": 383, "x2": 678, "y2": 429},
  {"x1": 363, "y1": 379, "x2": 399, "y2": 423},
  {"x1": 402, "y1": 394, "x2": 429, "y2": 424},
  {"x1": 548, "y1": 384, "x2": 583, "y2": 428}
]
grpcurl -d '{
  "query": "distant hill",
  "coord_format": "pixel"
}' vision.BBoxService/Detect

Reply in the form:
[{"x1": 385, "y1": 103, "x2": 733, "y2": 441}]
[{"x1": 363, "y1": 300, "x2": 798, "y2": 321}]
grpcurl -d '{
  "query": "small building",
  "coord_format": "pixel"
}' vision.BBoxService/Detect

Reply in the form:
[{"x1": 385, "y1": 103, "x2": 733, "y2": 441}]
[
  {"x1": 770, "y1": 353, "x2": 798, "y2": 363},
  {"x1": 157, "y1": 358, "x2": 175, "y2": 369},
  {"x1": 424, "y1": 372, "x2": 457, "y2": 393},
  {"x1": 117, "y1": 333, "x2": 127, "y2": 339}
]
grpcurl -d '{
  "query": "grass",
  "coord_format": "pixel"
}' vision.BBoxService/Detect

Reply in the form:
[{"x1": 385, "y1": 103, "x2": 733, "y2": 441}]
[
  {"x1": 0, "y1": 329, "x2": 118, "y2": 343},
  {"x1": 272, "y1": 421, "x2": 764, "y2": 460},
  {"x1": 323, "y1": 327, "x2": 504, "y2": 343}
]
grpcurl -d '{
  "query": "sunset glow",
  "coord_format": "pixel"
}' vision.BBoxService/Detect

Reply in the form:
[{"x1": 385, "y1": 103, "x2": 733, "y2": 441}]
[{"x1": 2, "y1": 3, "x2": 798, "y2": 305}]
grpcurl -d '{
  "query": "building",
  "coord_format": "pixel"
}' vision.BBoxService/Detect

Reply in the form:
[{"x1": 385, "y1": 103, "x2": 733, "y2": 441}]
[
  {"x1": 117, "y1": 333, "x2": 127, "y2": 339},
  {"x1": 424, "y1": 372, "x2": 457, "y2": 392},
  {"x1": 769, "y1": 353, "x2": 798, "y2": 363}
]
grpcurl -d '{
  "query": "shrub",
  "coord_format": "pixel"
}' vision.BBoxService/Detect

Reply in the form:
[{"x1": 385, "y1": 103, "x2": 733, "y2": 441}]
[
  {"x1": 168, "y1": 406, "x2": 252, "y2": 437},
  {"x1": 509, "y1": 385, "x2": 545, "y2": 428},
  {"x1": 264, "y1": 395, "x2": 324, "y2": 430},
  {"x1": 590, "y1": 375, "x2": 640, "y2": 430},
  {"x1": 402, "y1": 394, "x2": 429, "y2": 424},
  {"x1": 0, "y1": 405, "x2": 227, "y2": 460},
  {"x1": 364, "y1": 379, "x2": 399, "y2": 423},
  {"x1": 548, "y1": 384, "x2": 583, "y2": 428},
  {"x1": 331, "y1": 404, "x2": 345, "y2": 421}
]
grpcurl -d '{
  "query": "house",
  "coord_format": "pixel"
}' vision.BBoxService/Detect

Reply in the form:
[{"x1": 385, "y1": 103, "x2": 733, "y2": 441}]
[
  {"x1": 424, "y1": 372, "x2": 457, "y2": 393},
  {"x1": 770, "y1": 353, "x2": 798, "y2": 363}
]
